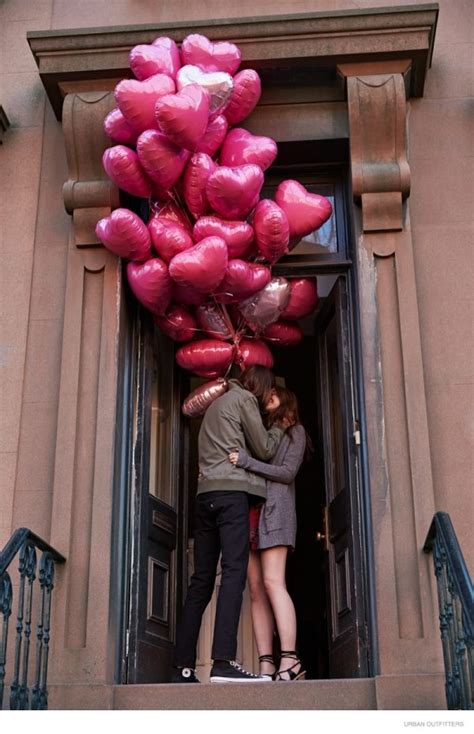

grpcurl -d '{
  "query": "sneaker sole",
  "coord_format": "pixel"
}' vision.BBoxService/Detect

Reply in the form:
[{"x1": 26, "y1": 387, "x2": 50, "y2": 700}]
[{"x1": 209, "y1": 676, "x2": 272, "y2": 683}]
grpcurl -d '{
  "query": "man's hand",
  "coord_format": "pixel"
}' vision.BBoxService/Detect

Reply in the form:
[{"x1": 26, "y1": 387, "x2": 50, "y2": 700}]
[
  {"x1": 229, "y1": 451, "x2": 239, "y2": 465},
  {"x1": 275, "y1": 417, "x2": 294, "y2": 430}
]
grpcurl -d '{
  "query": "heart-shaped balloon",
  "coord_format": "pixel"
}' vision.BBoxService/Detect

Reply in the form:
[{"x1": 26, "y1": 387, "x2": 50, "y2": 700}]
[
  {"x1": 176, "y1": 338, "x2": 234, "y2": 376},
  {"x1": 104, "y1": 108, "x2": 138, "y2": 146},
  {"x1": 115, "y1": 73, "x2": 176, "y2": 134},
  {"x1": 156, "y1": 83, "x2": 210, "y2": 152},
  {"x1": 103, "y1": 146, "x2": 153, "y2": 199},
  {"x1": 224, "y1": 69, "x2": 261, "y2": 126},
  {"x1": 183, "y1": 153, "x2": 217, "y2": 220},
  {"x1": 173, "y1": 282, "x2": 207, "y2": 306},
  {"x1": 96, "y1": 208, "x2": 152, "y2": 261},
  {"x1": 253, "y1": 199, "x2": 290, "y2": 264},
  {"x1": 127, "y1": 258, "x2": 173, "y2": 315},
  {"x1": 206, "y1": 164, "x2": 264, "y2": 220},
  {"x1": 182, "y1": 378, "x2": 229, "y2": 417},
  {"x1": 281, "y1": 278, "x2": 319, "y2": 320},
  {"x1": 220, "y1": 128, "x2": 277, "y2": 171},
  {"x1": 195, "y1": 115, "x2": 228, "y2": 157},
  {"x1": 154, "y1": 304, "x2": 197, "y2": 341},
  {"x1": 150, "y1": 199, "x2": 193, "y2": 232},
  {"x1": 193, "y1": 216, "x2": 254, "y2": 259},
  {"x1": 275, "y1": 180, "x2": 333, "y2": 241},
  {"x1": 130, "y1": 39, "x2": 181, "y2": 81},
  {"x1": 169, "y1": 236, "x2": 228, "y2": 293},
  {"x1": 136, "y1": 130, "x2": 190, "y2": 194},
  {"x1": 262, "y1": 321, "x2": 303, "y2": 347},
  {"x1": 181, "y1": 34, "x2": 241, "y2": 75},
  {"x1": 239, "y1": 277, "x2": 291, "y2": 334},
  {"x1": 196, "y1": 302, "x2": 234, "y2": 340},
  {"x1": 177, "y1": 65, "x2": 233, "y2": 116},
  {"x1": 148, "y1": 217, "x2": 194, "y2": 262},
  {"x1": 215, "y1": 260, "x2": 271, "y2": 303},
  {"x1": 235, "y1": 338, "x2": 274, "y2": 370}
]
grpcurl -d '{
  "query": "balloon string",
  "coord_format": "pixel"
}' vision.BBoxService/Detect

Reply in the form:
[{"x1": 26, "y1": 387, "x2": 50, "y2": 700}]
[{"x1": 170, "y1": 187, "x2": 195, "y2": 228}]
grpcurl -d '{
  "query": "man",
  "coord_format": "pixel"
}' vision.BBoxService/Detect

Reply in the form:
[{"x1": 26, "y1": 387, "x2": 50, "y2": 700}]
[{"x1": 172, "y1": 366, "x2": 285, "y2": 683}]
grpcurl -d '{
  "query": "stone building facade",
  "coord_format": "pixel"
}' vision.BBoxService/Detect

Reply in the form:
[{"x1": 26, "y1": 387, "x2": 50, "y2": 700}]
[{"x1": 0, "y1": 0, "x2": 472, "y2": 711}]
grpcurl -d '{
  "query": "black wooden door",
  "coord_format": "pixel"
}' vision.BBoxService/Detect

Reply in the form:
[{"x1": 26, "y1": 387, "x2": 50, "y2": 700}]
[
  {"x1": 127, "y1": 310, "x2": 188, "y2": 683},
  {"x1": 315, "y1": 276, "x2": 369, "y2": 677}
]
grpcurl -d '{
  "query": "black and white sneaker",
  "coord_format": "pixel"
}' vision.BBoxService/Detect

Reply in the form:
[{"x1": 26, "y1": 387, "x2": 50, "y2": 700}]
[
  {"x1": 170, "y1": 666, "x2": 201, "y2": 683},
  {"x1": 209, "y1": 660, "x2": 270, "y2": 683}
]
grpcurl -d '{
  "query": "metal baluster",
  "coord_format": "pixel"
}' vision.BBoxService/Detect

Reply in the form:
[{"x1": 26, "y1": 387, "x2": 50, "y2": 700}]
[
  {"x1": 35, "y1": 555, "x2": 54, "y2": 710},
  {"x1": 0, "y1": 572, "x2": 13, "y2": 710},
  {"x1": 10, "y1": 541, "x2": 36, "y2": 710},
  {"x1": 19, "y1": 544, "x2": 36, "y2": 709}
]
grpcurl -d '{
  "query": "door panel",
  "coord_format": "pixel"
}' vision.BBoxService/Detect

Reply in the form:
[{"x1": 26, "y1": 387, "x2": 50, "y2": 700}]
[
  {"x1": 127, "y1": 312, "x2": 186, "y2": 683},
  {"x1": 316, "y1": 276, "x2": 368, "y2": 677}
]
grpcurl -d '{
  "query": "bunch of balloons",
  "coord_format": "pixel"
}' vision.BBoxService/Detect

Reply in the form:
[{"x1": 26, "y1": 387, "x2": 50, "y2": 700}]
[{"x1": 97, "y1": 33, "x2": 332, "y2": 415}]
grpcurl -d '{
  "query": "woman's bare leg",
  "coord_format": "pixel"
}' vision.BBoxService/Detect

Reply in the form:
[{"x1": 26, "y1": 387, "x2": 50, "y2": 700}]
[
  {"x1": 247, "y1": 550, "x2": 275, "y2": 675},
  {"x1": 261, "y1": 546, "x2": 301, "y2": 678}
]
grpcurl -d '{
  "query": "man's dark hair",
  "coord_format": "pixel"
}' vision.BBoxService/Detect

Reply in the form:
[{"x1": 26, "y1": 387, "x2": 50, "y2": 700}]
[{"x1": 239, "y1": 365, "x2": 276, "y2": 412}]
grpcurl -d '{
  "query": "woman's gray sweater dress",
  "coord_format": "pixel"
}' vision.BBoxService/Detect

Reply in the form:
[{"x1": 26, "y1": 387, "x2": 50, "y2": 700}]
[{"x1": 236, "y1": 424, "x2": 306, "y2": 550}]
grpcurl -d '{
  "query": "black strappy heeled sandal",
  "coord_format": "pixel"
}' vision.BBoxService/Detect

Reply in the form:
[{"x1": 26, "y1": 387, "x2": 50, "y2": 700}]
[
  {"x1": 258, "y1": 654, "x2": 276, "y2": 681},
  {"x1": 275, "y1": 650, "x2": 306, "y2": 681}
]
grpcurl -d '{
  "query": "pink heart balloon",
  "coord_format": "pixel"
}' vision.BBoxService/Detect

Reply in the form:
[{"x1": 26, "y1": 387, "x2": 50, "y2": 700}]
[
  {"x1": 206, "y1": 164, "x2": 264, "y2": 220},
  {"x1": 281, "y1": 278, "x2": 319, "y2": 320},
  {"x1": 215, "y1": 260, "x2": 271, "y2": 303},
  {"x1": 154, "y1": 304, "x2": 197, "y2": 341},
  {"x1": 253, "y1": 199, "x2": 290, "y2": 264},
  {"x1": 150, "y1": 199, "x2": 193, "y2": 232},
  {"x1": 220, "y1": 128, "x2": 277, "y2": 171},
  {"x1": 137, "y1": 130, "x2": 190, "y2": 193},
  {"x1": 173, "y1": 282, "x2": 207, "y2": 306},
  {"x1": 176, "y1": 339, "x2": 234, "y2": 376},
  {"x1": 148, "y1": 217, "x2": 194, "y2": 262},
  {"x1": 183, "y1": 153, "x2": 217, "y2": 220},
  {"x1": 115, "y1": 73, "x2": 175, "y2": 134},
  {"x1": 196, "y1": 302, "x2": 234, "y2": 340},
  {"x1": 262, "y1": 321, "x2": 303, "y2": 347},
  {"x1": 130, "y1": 39, "x2": 181, "y2": 81},
  {"x1": 235, "y1": 338, "x2": 274, "y2": 370},
  {"x1": 196, "y1": 115, "x2": 228, "y2": 156},
  {"x1": 127, "y1": 258, "x2": 173, "y2": 315},
  {"x1": 275, "y1": 180, "x2": 333, "y2": 240},
  {"x1": 169, "y1": 236, "x2": 228, "y2": 293},
  {"x1": 104, "y1": 108, "x2": 138, "y2": 146},
  {"x1": 224, "y1": 69, "x2": 261, "y2": 126},
  {"x1": 181, "y1": 34, "x2": 241, "y2": 75},
  {"x1": 239, "y1": 277, "x2": 291, "y2": 334},
  {"x1": 177, "y1": 65, "x2": 233, "y2": 117},
  {"x1": 103, "y1": 146, "x2": 153, "y2": 198},
  {"x1": 155, "y1": 83, "x2": 210, "y2": 152},
  {"x1": 96, "y1": 208, "x2": 152, "y2": 261},
  {"x1": 193, "y1": 216, "x2": 254, "y2": 259},
  {"x1": 182, "y1": 378, "x2": 229, "y2": 417}
]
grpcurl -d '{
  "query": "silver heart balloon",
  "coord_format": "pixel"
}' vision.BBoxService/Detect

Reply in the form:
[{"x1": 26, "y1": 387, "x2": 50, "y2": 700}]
[
  {"x1": 176, "y1": 64, "x2": 233, "y2": 116},
  {"x1": 182, "y1": 378, "x2": 229, "y2": 417},
  {"x1": 239, "y1": 277, "x2": 291, "y2": 334}
]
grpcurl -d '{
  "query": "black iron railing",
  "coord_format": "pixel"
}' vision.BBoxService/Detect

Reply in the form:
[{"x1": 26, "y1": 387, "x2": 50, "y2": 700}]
[
  {"x1": 424, "y1": 512, "x2": 473, "y2": 710},
  {"x1": 0, "y1": 528, "x2": 65, "y2": 710}
]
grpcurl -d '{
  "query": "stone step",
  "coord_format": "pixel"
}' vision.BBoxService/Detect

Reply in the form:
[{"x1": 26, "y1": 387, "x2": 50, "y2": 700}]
[{"x1": 114, "y1": 679, "x2": 377, "y2": 710}]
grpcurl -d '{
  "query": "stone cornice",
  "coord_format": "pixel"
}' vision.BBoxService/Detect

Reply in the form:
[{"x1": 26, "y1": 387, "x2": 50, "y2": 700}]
[{"x1": 28, "y1": 4, "x2": 438, "y2": 119}]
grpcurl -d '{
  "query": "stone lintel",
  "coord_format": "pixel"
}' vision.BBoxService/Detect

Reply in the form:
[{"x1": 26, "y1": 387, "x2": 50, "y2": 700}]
[{"x1": 28, "y1": 4, "x2": 438, "y2": 119}]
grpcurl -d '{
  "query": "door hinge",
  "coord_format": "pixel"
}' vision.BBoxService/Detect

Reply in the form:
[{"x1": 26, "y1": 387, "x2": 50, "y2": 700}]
[{"x1": 353, "y1": 420, "x2": 361, "y2": 446}]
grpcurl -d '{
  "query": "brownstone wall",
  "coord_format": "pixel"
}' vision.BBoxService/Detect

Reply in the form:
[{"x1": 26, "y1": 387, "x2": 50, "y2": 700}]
[{"x1": 0, "y1": 0, "x2": 472, "y2": 572}]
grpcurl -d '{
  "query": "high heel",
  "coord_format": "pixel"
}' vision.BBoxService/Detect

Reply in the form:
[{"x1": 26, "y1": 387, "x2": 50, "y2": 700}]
[
  {"x1": 275, "y1": 650, "x2": 306, "y2": 681},
  {"x1": 258, "y1": 654, "x2": 276, "y2": 680}
]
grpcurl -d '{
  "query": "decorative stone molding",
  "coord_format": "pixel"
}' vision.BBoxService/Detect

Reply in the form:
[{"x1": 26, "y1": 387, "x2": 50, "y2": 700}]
[
  {"x1": 62, "y1": 91, "x2": 119, "y2": 246},
  {"x1": 338, "y1": 60, "x2": 411, "y2": 237}
]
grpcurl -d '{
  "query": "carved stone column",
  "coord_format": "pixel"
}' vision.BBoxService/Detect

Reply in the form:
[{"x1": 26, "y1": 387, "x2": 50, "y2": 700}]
[{"x1": 338, "y1": 62, "x2": 444, "y2": 699}]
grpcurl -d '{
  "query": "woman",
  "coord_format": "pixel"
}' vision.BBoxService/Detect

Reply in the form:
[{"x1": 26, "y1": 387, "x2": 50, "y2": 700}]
[
  {"x1": 229, "y1": 386, "x2": 308, "y2": 681},
  {"x1": 172, "y1": 365, "x2": 286, "y2": 684}
]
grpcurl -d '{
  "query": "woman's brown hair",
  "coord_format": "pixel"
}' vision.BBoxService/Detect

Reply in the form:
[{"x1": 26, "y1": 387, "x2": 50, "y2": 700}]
[
  {"x1": 267, "y1": 386, "x2": 314, "y2": 460},
  {"x1": 239, "y1": 365, "x2": 276, "y2": 413}
]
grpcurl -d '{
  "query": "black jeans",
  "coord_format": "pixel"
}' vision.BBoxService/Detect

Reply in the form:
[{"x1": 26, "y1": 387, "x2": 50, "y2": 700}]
[{"x1": 173, "y1": 490, "x2": 250, "y2": 667}]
